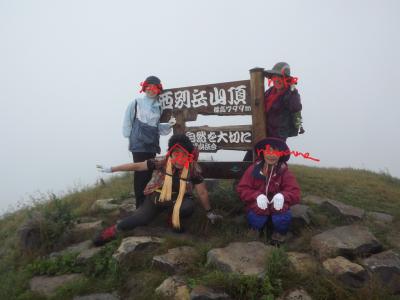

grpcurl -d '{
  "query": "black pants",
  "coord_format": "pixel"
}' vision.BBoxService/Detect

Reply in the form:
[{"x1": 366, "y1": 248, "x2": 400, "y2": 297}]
[
  {"x1": 116, "y1": 194, "x2": 195, "y2": 231},
  {"x1": 132, "y1": 152, "x2": 156, "y2": 208}
]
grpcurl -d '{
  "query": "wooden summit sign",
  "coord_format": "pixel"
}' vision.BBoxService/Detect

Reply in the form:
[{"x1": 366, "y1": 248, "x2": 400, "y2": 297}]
[
  {"x1": 159, "y1": 68, "x2": 266, "y2": 178},
  {"x1": 159, "y1": 80, "x2": 251, "y2": 116}
]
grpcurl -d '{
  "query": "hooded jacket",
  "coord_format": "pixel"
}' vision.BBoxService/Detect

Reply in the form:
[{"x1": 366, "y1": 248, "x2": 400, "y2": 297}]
[
  {"x1": 236, "y1": 161, "x2": 301, "y2": 215},
  {"x1": 122, "y1": 95, "x2": 172, "y2": 153},
  {"x1": 264, "y1": 87, "x2": 302, "y2": 139}
]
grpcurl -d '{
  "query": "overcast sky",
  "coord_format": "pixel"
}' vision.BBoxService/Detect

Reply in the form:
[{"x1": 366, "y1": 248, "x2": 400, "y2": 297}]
[{"x1": 1, "y1": 0, "x2": 399, "y2": 214}]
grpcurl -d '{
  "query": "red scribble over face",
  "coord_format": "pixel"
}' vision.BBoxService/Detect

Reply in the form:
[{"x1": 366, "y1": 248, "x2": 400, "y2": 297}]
[
  {"x1": 140, "y1": 82, "x2": 163, "y2": 97},
  {"x1": 263, "y1": 145, "x2": 280, "y2": 165},
  {"x1": 166, "y1": 144, "x2": 194, "y2": 169},
  {"x1": 270, "y1": 75, "x2": 285, "y2": 90}
]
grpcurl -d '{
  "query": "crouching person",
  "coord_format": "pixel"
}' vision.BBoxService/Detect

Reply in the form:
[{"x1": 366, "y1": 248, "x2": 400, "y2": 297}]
[
  {"x1": 237, "y1": 137, "x2": 300, "y2": 246},
  {"x1": 94, "y1": 134, "x2": 222, "y2": 246}
]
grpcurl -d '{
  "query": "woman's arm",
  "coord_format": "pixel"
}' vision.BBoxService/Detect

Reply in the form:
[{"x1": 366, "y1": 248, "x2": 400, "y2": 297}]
[
  {"x1": 111, "y1": 161, "x2": 148, "y2": 172},
  {"x1": 194, "y1": 182, "x2": 211, "y2": 211}
]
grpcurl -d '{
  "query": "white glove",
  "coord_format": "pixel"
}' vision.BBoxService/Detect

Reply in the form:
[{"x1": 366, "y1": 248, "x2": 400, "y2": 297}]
[
  {"x1": 206, "y1": 210, "x2": 223, "y2": 224},
  {"x1": 272, "y1": 193, "x2": 285, "y2": 211},
  {"x1": 256, "y1": 194, "x2": 268, "y2": 210},
  {"x1": 96, "y1": 164, "x2": 112, "y2": 173},
  {"x1": 290, "y1": 84, "x2": 296, "y2": 91},
  {"x1": 168, "y1": 117, "x2": 176, "y2": 127}
]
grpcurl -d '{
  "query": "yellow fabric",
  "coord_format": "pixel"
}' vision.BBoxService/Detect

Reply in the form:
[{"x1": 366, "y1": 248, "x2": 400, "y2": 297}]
[
  {"x1": 172, "y1": 165, "x2": 189, "y2": 229},
  {"x1": 159, "y1": 158, "x2": 173, "y2": 202},
  {"x1": 158, "y1": 156, "x2": 189, "y2": 229}
]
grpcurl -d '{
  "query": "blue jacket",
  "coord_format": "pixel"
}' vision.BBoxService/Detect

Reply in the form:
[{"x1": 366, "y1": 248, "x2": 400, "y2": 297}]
[{"x1": 122, "y1": 95, "x2": 172, "y2": 153}]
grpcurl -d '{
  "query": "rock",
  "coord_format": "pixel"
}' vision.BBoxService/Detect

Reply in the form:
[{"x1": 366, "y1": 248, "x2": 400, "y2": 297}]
[
  {"x1": 322, "y1": 256, "x2": 368, "y2": 288},
  {"x1": 76, "y1": 247, "x2": 103, "y2": 264},
  {"x1": 50, "y1": 240, "x2": 92, "y2": 258},
  {"x1": 368, "y1": 212, "x2": 394, "y2": 224},
  {"x1": 71, "y1": 220, "x2": 103, "y2": 239},
  {"x1": 118, "y1": 198, "x2": 136, "y2": 218},
  {"x1": 207, "y1": 242, "x2": 272, "y2": 276},
  {"x1": 112, "y1": 236, "x2": 164, "y2": 262},
  {"x1": 287, "y1": 252, "x2": 318, "y2": 274},
  {"x1": 290, "y1": 204, "x2": 311, "y2": 228},
  {"x1": 302, "y1": 195, "x2": 325, "y2": 206},
  {"x1": 278, "y1": 288, "x2": 312, "y2": 300},
  {"x1": 320, "y1": 199, "x2": 365, "y2": 221},
  {"x1": 190, "y1": 285, "x2": 231, "y2": 300},
  {"x1": 153, "y1": 246, "x2": 199, "y2": 274},
  {"x1": 155, "y1": 276, "x2": 190, "y2": 300},
  {"x1": 73, "y1": 293, "x2": 120, "y2": 300},
  {"x1": 91, "y1": 199, "x2": 120, "y2": 211},
  {"x1": 362, "y1": 250, "x2": 400, "y2": 294},
  {"x1": 18, "y1": 212, "x2": 44, "y2": 251},
  {"x1": 29, "y1": 274, "x2": 84, "y2": 297},
  {"x1": 311, "y1": 225, "x2": 382, "y2": 259}
]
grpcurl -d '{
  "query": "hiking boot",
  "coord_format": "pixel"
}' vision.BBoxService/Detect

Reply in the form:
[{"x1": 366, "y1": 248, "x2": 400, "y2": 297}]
[
  {"x1": 93, "y1": 224, "x2": 117, "y2": 247},
  {"x1": 270, "y1": 231, "x2": 287, "y2": 247}
]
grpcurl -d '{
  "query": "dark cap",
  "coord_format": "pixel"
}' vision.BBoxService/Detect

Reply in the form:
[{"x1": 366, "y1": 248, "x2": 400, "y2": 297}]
[{"x1": 264, "y1": 62, "x2": 291, "y2": 78}]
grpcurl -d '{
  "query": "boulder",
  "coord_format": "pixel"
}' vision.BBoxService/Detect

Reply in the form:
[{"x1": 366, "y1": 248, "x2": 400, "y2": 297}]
[
  {"x1": 190, "y1": 285, "x2": 231, "y2": 300},
  {"x1": 118, "y1": 198, "x2": 136, "y2": 218},
  {"x1": 49, "y1": 240, "x2": 92, "y2": 258},
  {"x1": 76, "y1": 247, "x2": 104, "y2": 264},
  {"x1": 70, "y1": 220, "x2": 103, "y2": 241},
  {"x1": 311, "y1": 225, "x2": 382, "y2": 259},
  {"x1": 287, "y1": 252, "x2": 318, "y2": 274},
  {"x1": 367, "y1": 212, "x2": 394, "y2": 224},
  {"x1": 207, "y1": 242, "x2": 272, "y2": 276},
  {"x1": 322, "y1": 256, "x2": 368, "y2": 288},
  {"x1": 362, "y1": 250, "x2": 400, "y2": 294},
  {"x1": 152, "y1": 246, "x2": 199, "y2": 274},
  {"x1": 112, "y1": 236, "x2": 164, "y2": 262},
  {"x1": 302, "y1": 195, "x2": 325, "y2": 206},
  {"x1": 320, "y1": 199, "x2": 364, "y2": 221},
  {"x1": 73, "y1": 293, "x2": 119, "y2": 300},
  {"x1": 155, "y1": 276, "x2": 190, "y2": 300},
  {"x1": 91, "y1": 199, "x2": 120, "y2": 211},
  {"x1": 278, "y1": 288, "x2": 312, "y2": 300},
  {"x1": 290, "y1": 204, "x2": 311, "y2": 228},
  {"x1": 29, "y1": 274, "x2": 84, "y2": 297},
  {"x1": 18, "y1": 212, "x2": 44, "y2": 251}
]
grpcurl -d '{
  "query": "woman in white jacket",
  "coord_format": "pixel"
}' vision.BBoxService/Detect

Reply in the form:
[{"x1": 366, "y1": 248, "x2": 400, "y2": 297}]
[{"x1": 122, "y1": 76, "x2": 176, "y2": 208}]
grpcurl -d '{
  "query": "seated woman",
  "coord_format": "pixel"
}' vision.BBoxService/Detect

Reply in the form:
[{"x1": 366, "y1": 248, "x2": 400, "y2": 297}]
[
  {"x1": 94, "y1": 134, "x2": 222, "y2": 246},
  {"x1": 237, "y1": 137, "x2": 300, "y2": 245}
]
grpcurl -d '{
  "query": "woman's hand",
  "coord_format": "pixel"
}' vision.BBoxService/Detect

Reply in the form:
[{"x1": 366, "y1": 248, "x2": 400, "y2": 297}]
[
  {"x1": 168, "y1": 116, "x2": 176, "y2": 127},
  {"x1": 96, "y1": 165, "x2": 113, "y2": 173}
]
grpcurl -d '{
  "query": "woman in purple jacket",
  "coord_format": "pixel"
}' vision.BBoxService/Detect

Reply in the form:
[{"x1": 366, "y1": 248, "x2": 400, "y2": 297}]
[{"x1": 237, "y1": 137, "x2": 301, "y2": 245}]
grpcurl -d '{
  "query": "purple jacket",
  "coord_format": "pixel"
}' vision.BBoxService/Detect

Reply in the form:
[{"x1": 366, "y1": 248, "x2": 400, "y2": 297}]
[
  {"x1": 264, "y1": 87, "x2": 302, "y2": 139},
  {"x1": 236, "y1": 161, "x2": 301, "y2": 216}
]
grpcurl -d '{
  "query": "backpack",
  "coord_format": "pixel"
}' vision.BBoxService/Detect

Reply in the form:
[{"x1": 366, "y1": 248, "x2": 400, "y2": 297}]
[{"x1": 282, "y1": 90, "x2": 305, "y2": 137}]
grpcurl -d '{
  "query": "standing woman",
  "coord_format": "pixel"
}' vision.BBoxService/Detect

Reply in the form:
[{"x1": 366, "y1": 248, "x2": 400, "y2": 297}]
[{"x1": 123, "y1": 76, "x2": 176, "y2": 208}]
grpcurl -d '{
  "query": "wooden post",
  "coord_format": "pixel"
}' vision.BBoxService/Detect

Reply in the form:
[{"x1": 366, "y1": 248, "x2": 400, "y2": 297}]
[
  {"x1": 250, "y1": 68, "x2": 266, "y2": 160},
  {"x1": 173, "y1": 110, "x2": 186, "y2": 135}
]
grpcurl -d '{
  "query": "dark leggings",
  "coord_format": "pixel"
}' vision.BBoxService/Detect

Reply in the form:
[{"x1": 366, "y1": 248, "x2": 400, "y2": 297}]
[
  {"x1": 132, "y1": 152, "x2": 156, "y2": 208},
  {"x1": 116, "y1": 194, "x2": 195, "y2": 231}
]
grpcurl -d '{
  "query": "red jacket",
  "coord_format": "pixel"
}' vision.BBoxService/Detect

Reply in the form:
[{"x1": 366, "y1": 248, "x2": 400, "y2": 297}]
[{"x1": 236, "y1": 161, "x2": 300, "y2": 215}]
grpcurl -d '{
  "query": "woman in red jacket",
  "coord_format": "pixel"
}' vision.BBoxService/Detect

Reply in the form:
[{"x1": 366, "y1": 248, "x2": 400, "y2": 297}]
[{"x1": 237, "y1": 137, "x2": 301, "y2": 245}]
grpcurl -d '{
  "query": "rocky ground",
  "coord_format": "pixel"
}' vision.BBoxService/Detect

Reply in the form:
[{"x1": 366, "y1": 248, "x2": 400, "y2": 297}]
[{"x1": 1, "y1": 168, "x2": 400, "y2": 300}]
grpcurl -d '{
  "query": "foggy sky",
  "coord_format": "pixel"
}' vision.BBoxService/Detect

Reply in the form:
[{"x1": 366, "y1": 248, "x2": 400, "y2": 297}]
[{"x1": 1, "y1": 0, "x2": 399, "y2": 214}]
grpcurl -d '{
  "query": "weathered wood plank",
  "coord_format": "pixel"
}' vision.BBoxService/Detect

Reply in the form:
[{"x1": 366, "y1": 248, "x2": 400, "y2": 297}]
[
  {"x1": 198, "y1": 161, "x2": 252, "y2": 179},
  {"x1": 250, "y1": 68, "x2": 266, "y2": 148}
]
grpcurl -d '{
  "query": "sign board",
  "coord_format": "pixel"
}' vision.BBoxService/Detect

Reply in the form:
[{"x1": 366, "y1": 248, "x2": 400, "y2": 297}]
[
  {"x1": 159, "y1": 80, "x2": 251, "y2": 116},
  {"x1": 186, "y1": 125, "x2": 252, "y2": 152}
]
